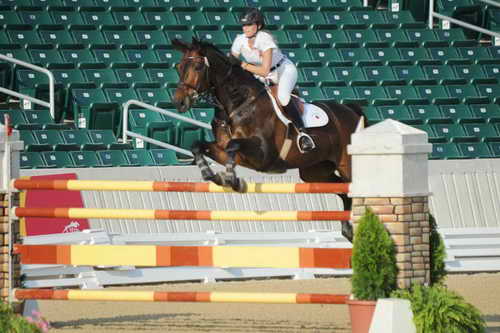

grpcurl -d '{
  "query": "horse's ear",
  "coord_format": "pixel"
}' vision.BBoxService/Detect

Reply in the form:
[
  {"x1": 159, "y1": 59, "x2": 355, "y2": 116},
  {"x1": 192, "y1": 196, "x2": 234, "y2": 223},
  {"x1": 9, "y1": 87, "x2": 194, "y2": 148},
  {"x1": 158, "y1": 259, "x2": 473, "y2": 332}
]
[{"x1": 171, "y1": 38, "x2": 190, "y2": 52}]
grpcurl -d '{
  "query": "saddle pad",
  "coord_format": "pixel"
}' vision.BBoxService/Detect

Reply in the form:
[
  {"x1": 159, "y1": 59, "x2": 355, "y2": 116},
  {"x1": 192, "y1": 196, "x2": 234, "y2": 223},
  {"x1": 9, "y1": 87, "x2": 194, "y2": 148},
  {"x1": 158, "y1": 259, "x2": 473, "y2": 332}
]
[{"x1": 302, "y1": 103, "x2": 329, "y2": 128}]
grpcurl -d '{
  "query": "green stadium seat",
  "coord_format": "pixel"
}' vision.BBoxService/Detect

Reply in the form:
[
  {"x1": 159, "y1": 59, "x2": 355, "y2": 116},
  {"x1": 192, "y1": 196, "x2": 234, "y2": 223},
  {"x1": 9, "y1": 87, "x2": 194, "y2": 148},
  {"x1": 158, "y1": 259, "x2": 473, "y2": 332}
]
[
  {"x1": 398, "y1": 46, "x2": 429, "y2": 62},
  {"x1": 145, "y1": 64, "x2": 180, "y2": 87},
  {"x1": 362, "y1": 66, "x2": 397, "y2": 84},
  {"x1": 50, "y1": 7, "x2": 85, "y2": 25},
  {"x1": 265, "y1": 11, "x2": 301, "y2": 29},
  {"x1": 353, "y1": 85, "x2": 392, "y2": 104},
  {"x1": 154, "y1": 45, "x2": 182, "y2": 67},
  {"x1": 0, "y1": 9, "x2": 22, "y2": 26},
  {"x1": 308, "y1": 48, "x2": 342, "y2": 65},
  {"x1": 432, "y1": 123, "x2": 472, "y2": 142},
  {"x1": 81, "y1": 7, "x2": 116, "y2": 25},
  {"x1": 404, "y1": 28, "x2": 438, "y2": 44},
  {"x1": 0, "y1": 45, "x2": 31, "y2": 64},
  {"x1": 41, "y1": 151, "x2": 75, "y2": 168},
  {"x1": 351, "y1": 10, "x2": 387, "y2": 26},
  {"x1": 63, "y1": 0, "x2": 95, "y2": 6},
  {"x1": 368, "y1": 47, "x2": 403, "y2": 64},
  {"x1": 70, "y1": 25, "x2": 107, "y2": 46},
  {"x1": 463, "y1": 123, "x2": 500, "y2": 141},
  {"x1": 330, "y1": 66, "x2": 366, "y2": 85},
  {"x1": 91, "y1": 45, "x2": 127, "y2": 65},
  {"x1": 488, "y1": 142, "x2": 500, "y2": 157},
  {"x1": 315, "y1": 29, "x2": 349, "y2": 46},
  {"x1": 175, "y1": 121, "x2": 205, "y2": 152},
  {"x1": 17, "y1": 7, "x2": 55, "y2": 25},
  {"x1": 175, "y1": 11, "x2": 209, "y2": 29},
  {"x1": 427, "y1": 46, "x2": 460, "y2": 63},
  {"x1": 488, "y1": 46, "x2": 500, "y2": 58},
  {"x1": 19, "y1": 129, "x2": 51, "y2": 151},
  {"x1": 345, "y1": 29, "x2": 379, "y2": 45},
  {"x1": 27, "y1": 45, "x2": 63, "y2": 66},
  {"x1": 445, "y1": 83, "x2": 481, "y2": 103},
  {"x1": 59, "y1": 44, "x2": 96, "y2": 64},
  {"x1": 384, "y1": 85, "x2": 419, "y2": 102},
  {"x1": 38, "y1": 25, "x2": 75, "y2": 45},
  {"x1": 362, "y1": 106, "x2": 382, "y2": 123},
  {"x1": 204, "y1": 11, "x2": 239, "y2": 30},
  {"x1": 195, "y1": 29, "x2": 231, "y2": 48},
  {"x1": 135, "y1": 83, "x2": 172, "y2": 106},
  {"x1": 322, "y1": 86, "x2": 358, "y2": 103},
  {"x1": 431, "y1": 143, "x2": 462, "y2": 159},
  {"x1": 141, "y1": 8, "x2": 178, "y2": 27},
  {"x1": 23, "y1": 109, "x2": 56, "y2": 128},
  {"x1": 324, "y1": 11, "x2": 356, "y2": 27},
  {"x1": 113, "y1": 64, "x2": 150, "y2": 85},
  {"x1": 88, "y1": 129, "x2": 133, "y2": 150},
  {"x1": 468, "y1": 104, "x2": 500, "y2": 123},
  {"x1": 453, "y1": 64, "x2": 487, "y2": 81},
  {"x1": 150, "y1": 148, "x2": 184, "y2": 166},
  {"x1": 415, "y1": 85, "x2": 453, "y2": 104},
  {"x1": 20, "y1": 151, "x2": 47, "y2": 169},
  {"x1": 392, "y1": 65, "x2": 426, "y2": 83},
  {"x1": 293, "y1": 11, "x2": 329, "y2": 28},
  {"x1": 412, "y1": 124, "x2": 438, "y2": 141},
  {"x1": 301, "y1": 67, "x2": 336, "y2": 86},
  {"x1": 476, "y1": 83, "x2": 500, "y2": 103},
  {"x1": 457, "y1": 142, "x2": 493, "y2": 158},
  {"x1": 434, "y1": 28, "x2": 468, "y2": 43},
  {"x1": 69, "y1": 150, "x2": 102, "y2": 167},
  {"x1": 481, "y1": 63, "x2": 500, "y2": 80},
  {"x1": 7, "y1": 25, "x2": 42, "y2": 45},
  {"x1": 81, "y1": 63, "x2": 118, "y2": 86},
  {"x1": 102, "y1": 25, "x2": 138, "y2": 45},
  {"x1": 124, "y1": 149, "x2": 155, "y2": 166},
  {"x1": 297, "y1": 86, "x2": 326, "y2": 101},
  {"x1": 439, "y1": 104, "x2": 475, "y2": 123},
  {"x1": 287, "y1": 30, "x2": 322, "y2": 48},
  {"x1": 50, "y1": 64, "x2": 86, "y2": 87},
  {"x1": 377, "y1": 105, "x2": 414, "y2": 123},
  {"x1": 456, "y1": 46, "x2": 493, "y2": 62},
  {"x1": 112, "y1": 8, "x2": 147, "y2": 25},
  {"x1": 384, "y1": 10, "x2": 415, "y2": 25},
  {"x1": 103, "y1": 83, "x2": 138, "y2": 107},
  {"x1": 33, "y1": 129, "x2": 79, "y2": 151},
  {"x1": 94, "y1": 0, "x2": 126, "y2": 6},
  {"x1": 128, "y1": 108, "x2": 163, "y2": 137},
  {"x1": 97, "y1": 149, "x2": 130, "y2": 167},
  {"x1": 282, "y1": 48, "x2": 315, "y2": 66},
  {"x1": 165, "y1": 29, "x2": 196, "y2": 46},
  {"x1": 122, "y1": 45, "x2": 159, "y2": 66},
  {"x1": 338, "y1": 47, "x2": 371, "y2": 64},
  {"x1": 422, "y1": 65, "x2": 458, "y2": 81},
  {"x1": 133, "y1": 25, "x2": 170, "y2": 46},
  {"x1": 147, "y1": 120, "x2": 176, "y2": 149},
  {"x1": 159, "y1": 0, "x2": 199, "y2": 11},
  {"x1": 407, "y1": 104, "x2": 445, "y2": 123},
  {"x1": 61, "y1": 128, "x2": 105, "y2": 151}
]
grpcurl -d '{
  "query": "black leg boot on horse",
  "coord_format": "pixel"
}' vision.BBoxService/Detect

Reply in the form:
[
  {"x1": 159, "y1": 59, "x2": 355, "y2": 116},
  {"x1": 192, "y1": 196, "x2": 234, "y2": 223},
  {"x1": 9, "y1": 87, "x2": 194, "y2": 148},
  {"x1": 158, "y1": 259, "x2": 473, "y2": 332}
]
[{"x1": 282, "y1": 103, "x2": 316, "y2": 153}]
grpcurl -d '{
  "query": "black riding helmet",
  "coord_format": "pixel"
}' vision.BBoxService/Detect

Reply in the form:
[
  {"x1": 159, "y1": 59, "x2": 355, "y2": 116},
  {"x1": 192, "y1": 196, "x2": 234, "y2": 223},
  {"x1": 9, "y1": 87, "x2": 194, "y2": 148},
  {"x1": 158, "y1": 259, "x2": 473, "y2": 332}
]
[{"x1": 239, "y1": 8, "x2": 265, "y2": 29}]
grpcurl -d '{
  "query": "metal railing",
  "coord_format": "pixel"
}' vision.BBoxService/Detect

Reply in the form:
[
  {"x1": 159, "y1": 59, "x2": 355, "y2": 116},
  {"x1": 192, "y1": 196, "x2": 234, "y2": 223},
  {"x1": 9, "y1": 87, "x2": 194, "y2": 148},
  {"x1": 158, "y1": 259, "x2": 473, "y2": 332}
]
[
  {"x1": 429, "y1": 0, "x2": 500, "y2": 45},
  {"x1": 122, "y1": 99, "x2": 212, "y2": 157},
  {"x1": 0, "y1": 54, "x2": 55, "y2": 118}
]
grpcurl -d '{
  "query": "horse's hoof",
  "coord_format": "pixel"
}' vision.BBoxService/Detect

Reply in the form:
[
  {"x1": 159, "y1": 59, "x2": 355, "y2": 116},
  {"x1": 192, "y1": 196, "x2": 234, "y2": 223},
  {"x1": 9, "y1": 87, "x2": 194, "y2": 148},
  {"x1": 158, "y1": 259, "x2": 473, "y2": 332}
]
[{"x1": 232, "y1": 178, "x2": 247, "y2": 193}]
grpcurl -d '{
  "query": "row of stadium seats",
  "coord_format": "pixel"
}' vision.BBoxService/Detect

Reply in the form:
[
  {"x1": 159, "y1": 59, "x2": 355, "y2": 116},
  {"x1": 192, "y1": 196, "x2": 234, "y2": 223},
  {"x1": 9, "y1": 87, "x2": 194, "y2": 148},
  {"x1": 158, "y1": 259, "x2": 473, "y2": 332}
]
[
  {"x1": 20, "y1": 148, "x2": 188, "y2": 168},
  {"x1": 432, "y1": 142, "x2": 500, "y2": 159}
]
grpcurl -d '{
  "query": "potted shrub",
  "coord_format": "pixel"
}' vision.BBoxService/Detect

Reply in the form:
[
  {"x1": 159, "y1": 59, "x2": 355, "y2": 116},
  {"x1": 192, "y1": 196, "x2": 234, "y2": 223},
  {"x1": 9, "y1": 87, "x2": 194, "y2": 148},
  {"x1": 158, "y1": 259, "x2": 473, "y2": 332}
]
[{"x1": 347, "y1": 208, "x2": 398, "y2": 333}]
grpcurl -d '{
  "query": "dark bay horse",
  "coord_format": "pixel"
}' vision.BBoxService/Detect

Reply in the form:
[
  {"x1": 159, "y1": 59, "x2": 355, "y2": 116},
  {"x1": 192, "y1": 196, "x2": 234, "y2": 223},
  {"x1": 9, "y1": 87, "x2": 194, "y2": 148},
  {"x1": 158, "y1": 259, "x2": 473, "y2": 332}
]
[{"x1": 172, "y1": 38, "x2": 365, "y2": 241}]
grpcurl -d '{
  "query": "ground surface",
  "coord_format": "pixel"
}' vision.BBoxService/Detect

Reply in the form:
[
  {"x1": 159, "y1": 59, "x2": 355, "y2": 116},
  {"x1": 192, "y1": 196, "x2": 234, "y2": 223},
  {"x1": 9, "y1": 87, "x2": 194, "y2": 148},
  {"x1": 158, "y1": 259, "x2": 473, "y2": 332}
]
[{"x1": 37, "y1": 273, "x2": 500, "y2": 333}]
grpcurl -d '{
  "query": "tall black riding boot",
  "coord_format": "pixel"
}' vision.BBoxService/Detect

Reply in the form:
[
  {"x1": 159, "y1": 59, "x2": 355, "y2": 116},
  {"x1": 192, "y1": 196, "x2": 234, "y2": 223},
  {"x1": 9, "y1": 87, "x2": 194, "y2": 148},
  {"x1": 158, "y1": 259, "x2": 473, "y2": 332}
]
[{"x1": 282, "y1": 103, "x2": 316, "y2": 153}]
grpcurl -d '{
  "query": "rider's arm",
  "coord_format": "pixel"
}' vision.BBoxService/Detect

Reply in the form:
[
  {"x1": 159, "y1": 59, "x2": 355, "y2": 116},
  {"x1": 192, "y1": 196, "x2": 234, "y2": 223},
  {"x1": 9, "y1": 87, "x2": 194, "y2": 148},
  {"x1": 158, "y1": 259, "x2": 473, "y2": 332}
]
[{"x1": 241, "y1": 48, "x2": 272, "y2": 77}]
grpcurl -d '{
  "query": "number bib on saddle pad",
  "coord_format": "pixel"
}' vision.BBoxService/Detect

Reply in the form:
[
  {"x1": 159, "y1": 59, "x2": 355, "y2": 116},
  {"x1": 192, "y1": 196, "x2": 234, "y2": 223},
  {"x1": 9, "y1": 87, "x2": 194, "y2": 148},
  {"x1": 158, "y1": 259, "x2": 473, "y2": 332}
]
[{"x1": 302, "y1": 103, "x2": 329, "y2": 128}]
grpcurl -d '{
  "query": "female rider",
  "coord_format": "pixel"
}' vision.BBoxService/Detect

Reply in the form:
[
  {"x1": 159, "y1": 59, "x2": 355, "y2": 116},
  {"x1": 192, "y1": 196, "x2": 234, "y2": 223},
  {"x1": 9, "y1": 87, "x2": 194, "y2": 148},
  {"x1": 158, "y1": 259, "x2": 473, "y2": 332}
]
[{"x1": 230, "y1": 8, "x2": 315, "y2": 153}]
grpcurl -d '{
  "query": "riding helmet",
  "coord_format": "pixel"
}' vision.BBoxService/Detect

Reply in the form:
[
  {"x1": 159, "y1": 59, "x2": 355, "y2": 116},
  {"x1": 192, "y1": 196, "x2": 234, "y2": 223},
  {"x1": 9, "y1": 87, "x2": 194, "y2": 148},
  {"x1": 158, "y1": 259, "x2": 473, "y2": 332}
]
[{"x1": 239, "y1": 8, "x2": 265, "y2": 29}]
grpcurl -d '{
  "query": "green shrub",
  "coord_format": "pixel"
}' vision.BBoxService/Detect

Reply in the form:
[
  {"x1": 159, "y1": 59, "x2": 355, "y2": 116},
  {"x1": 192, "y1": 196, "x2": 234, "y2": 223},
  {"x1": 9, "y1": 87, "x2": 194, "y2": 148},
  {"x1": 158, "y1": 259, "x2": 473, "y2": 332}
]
[
  {"x1": 392, "y1": 284, "x2": 485, "y2": 333},
  {"x1": 0, "y1": 301, "x2": 43, "y2": 333},
  {"x1": 429, "y1": 214, "x2": 447, "y2": 285},
  {"x1": 351, "y1": 208, "x2": 398, "y2": 300}
]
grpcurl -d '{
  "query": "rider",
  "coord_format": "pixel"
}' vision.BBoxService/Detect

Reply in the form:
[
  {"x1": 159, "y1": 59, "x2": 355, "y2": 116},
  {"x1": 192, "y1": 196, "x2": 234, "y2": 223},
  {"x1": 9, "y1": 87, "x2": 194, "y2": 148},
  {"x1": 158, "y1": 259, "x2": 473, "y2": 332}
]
[{"x1": 231, "y1": 7, "x2": 316, "y2": 153}]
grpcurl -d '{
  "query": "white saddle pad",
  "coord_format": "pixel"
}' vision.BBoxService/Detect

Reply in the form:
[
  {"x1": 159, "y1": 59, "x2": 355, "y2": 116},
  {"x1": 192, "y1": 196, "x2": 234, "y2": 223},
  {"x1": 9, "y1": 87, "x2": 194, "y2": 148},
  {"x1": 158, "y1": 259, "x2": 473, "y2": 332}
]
[{"x1": 302, "y1": 103, "x2": 329, "y2": 128}]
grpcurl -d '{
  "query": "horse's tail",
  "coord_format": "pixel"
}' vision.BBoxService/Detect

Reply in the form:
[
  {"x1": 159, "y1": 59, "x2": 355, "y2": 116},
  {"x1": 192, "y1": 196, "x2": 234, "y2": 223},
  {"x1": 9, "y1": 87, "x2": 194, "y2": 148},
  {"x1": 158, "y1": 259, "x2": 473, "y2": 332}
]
[{"x1": 345, "y1": 103, "x2": 367, "y2": 127}]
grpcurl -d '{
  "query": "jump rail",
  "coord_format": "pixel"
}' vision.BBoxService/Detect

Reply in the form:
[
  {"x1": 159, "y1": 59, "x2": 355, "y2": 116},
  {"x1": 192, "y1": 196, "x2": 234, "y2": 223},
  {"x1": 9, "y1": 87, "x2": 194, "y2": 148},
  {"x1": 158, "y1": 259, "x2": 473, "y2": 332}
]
[
  {"x1": 14, "y1": 289, "x2": 349, "y2": 304},
  {"x1": 12, "y1": 179, "x2": 350, "y2": 194}
]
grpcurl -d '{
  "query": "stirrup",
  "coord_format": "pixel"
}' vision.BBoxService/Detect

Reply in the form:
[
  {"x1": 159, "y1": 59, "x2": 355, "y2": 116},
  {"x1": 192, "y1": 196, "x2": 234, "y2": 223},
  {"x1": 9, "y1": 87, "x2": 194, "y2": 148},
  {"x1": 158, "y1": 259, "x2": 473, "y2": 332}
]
[{"x1": 296, "y1": 131, "x2": 316, "y2": 153}]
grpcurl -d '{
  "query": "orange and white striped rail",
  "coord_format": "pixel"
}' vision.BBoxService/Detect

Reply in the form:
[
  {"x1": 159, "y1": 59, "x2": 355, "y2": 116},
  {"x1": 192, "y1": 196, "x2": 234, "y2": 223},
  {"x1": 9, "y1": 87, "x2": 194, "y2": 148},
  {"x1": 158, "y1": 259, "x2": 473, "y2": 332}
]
[
  {"x1": 12, "y1": 207, "x2": 351, "y2": 221},
  {"x1": 12, "y1": 179, "x2": 350, "y2": 194},
  {"x1": 13, "y1": 244, "x2": 352, "y2": 269},
  {"x1": 14, "y1": 289, "x2": 349, "y2": 304}
]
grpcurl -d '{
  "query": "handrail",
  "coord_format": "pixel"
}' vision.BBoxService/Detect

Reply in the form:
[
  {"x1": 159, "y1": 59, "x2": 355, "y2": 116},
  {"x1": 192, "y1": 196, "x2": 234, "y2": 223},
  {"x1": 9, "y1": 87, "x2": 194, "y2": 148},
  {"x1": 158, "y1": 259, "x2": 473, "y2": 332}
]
[
  {"x1": 122, "y1": 99, "x2": 212, "y2": 157},
  {"x1": 0, "y1": 54, "x2": 55, "y2": 118},
  {"x1": 429, "y1": 0, "x2": 500, "y2": 45}
]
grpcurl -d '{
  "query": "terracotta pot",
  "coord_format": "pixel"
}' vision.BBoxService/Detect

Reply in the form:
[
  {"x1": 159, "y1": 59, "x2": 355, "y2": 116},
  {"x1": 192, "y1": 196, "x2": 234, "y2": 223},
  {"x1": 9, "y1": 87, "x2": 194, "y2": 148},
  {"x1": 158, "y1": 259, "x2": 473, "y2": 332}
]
[{"x1": 346, "y1": 299, "x2": 377, "y2": 333}]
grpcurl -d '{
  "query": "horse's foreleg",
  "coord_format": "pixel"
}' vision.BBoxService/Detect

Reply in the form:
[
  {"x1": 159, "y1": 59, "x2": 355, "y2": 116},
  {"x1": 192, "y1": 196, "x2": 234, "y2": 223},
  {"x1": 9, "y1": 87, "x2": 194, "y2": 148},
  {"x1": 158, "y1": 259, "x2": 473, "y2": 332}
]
[
  {"x1": 220, "y1": 140, "x2": 247, "y2": 193},
  {"x1": 192, "y1": 142, "x2": 224, "y2": 186},
  {"x1": 339, "y1": 193, "x2": 353, "y2": 243}
]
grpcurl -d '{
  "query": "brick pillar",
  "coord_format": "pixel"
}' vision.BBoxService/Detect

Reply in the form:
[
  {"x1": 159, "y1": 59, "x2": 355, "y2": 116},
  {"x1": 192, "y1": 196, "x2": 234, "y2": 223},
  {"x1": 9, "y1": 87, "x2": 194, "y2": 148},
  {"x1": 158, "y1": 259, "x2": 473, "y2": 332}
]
[{"x1": 348, "y1": 119, "x2": 432, "y2": 289}]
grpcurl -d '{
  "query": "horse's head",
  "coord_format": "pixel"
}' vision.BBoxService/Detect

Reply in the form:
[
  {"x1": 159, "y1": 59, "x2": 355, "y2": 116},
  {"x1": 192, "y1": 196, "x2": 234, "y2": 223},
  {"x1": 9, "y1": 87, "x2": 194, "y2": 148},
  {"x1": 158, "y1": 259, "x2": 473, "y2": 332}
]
[{"x1": 172, "y1": 38, "x2": 212, "y2": 113}]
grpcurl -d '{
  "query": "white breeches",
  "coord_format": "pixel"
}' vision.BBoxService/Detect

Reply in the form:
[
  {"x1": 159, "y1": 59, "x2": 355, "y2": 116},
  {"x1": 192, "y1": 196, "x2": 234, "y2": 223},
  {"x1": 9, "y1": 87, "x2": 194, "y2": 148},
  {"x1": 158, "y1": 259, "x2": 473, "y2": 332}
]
[{"x1": 274, "y1": 60, "x2": 298, "y2": 106}]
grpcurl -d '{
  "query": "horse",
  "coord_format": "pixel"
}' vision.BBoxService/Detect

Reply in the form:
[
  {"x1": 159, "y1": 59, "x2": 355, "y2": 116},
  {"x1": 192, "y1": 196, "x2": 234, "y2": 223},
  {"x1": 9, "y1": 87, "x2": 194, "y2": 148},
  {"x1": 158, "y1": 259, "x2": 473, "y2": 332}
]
[{"x1": 171, "y1": 38, "x2": 366, "y2": 242}]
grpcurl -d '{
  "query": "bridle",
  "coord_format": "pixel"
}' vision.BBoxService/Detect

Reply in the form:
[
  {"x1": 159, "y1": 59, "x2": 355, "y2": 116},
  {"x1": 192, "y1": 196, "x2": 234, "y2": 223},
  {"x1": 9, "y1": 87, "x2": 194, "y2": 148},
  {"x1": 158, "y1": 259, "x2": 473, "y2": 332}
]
[{"x1": 176, "y1": 54, "x2": 233, "y2": 107}]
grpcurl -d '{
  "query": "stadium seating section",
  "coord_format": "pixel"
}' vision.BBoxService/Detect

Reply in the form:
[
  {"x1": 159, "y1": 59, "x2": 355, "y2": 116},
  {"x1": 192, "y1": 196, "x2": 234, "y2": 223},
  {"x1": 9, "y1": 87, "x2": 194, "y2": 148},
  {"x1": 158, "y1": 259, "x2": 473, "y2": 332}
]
[{"x1": 0, "y1": 0, "x2": 499, "y2": 167}]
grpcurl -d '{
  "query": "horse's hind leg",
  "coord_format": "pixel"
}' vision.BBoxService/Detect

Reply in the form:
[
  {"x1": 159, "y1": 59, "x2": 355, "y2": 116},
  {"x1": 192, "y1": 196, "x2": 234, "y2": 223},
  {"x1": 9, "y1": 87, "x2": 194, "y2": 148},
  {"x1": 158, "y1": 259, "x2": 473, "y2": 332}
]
[
  {"x1": 299, "y1": 163, "x2": 353, "y2": 243},
  {"x1": 192, "y1": 142, "x2": 224, "y2": 186}
]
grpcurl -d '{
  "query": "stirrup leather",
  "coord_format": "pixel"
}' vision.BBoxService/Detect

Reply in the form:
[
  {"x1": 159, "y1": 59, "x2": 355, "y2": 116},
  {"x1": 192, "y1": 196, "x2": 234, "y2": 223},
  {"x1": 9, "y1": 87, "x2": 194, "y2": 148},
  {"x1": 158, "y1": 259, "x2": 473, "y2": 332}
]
[{"x1": 296, "y1": 131, "x2": 316, "y2": 153}]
